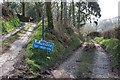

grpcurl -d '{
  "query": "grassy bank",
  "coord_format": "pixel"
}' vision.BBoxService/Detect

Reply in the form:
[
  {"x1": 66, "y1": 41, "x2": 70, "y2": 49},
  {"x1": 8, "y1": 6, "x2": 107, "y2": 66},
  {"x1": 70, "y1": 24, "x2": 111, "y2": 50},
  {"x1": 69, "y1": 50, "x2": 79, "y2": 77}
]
[
  {"x1": 95, "y1": 37, "x2": 120, "y2": 67},
  {"x1": 25, "y1": 21, "x2": 83, "y2": 77},
  {"x1": 0, "y1": 17, "x2": 21, "y2": 35}
]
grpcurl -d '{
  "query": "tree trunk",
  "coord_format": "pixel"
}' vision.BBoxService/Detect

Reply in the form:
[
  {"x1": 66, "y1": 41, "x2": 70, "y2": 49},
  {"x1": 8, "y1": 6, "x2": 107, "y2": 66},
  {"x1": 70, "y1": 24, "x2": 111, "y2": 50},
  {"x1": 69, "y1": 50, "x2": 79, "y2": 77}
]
[
  {"x1": 21, "y1": 2, "x2": 25, "y2": 17},
  {"x1": 64, "y1": 1, "x2": 67, "y2": 27},
  {"x1": 117, "y1": 26, "x2": 120, "y2": 40},
  {"x1": 35, "y1": 2, "x2": 42, "y2": 18},
  {"x1": 45, "y1": 2, "x2": 54, "y2": 31},
  {"x1": 72, "y1": 0, "x2": 75, "y2": 27},
  {"x1": 68, "y1": 3, "x2": 72, "y2": 26},
  {"x1": 61, "y1": 1, "x2": 63, "y2": 24},
  {"x1": 56, "y1": 2, "x2": 59, "y2": 21},
  {"x1": 77, "y1": 2, "x2": 81, "y2": 30}
]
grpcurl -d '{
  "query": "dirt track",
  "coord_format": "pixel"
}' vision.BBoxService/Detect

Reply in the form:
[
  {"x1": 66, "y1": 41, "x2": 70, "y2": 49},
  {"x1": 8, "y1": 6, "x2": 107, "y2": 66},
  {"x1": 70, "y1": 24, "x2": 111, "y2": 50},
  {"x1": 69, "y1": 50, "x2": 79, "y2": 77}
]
[
  {"x1": 48, "y1": 42, "x2": 87, "y2": 78},
  {"x1": 91, "y1": 42, "x2": 119, "y2": 78},
  {"x1": 0, "y1": 23, "x2": 37, "y2": 79},
  {"x1": 47, "y1": 42, "x2": 119, "y2": 79}
]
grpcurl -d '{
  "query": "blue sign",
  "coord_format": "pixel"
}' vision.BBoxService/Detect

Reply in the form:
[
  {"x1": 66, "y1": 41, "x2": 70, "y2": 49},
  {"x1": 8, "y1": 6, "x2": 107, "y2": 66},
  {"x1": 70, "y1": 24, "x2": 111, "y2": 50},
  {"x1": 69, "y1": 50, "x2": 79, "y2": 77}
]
[{"x1": 32, "y1": 39, "x2": 54, "y2": 53}]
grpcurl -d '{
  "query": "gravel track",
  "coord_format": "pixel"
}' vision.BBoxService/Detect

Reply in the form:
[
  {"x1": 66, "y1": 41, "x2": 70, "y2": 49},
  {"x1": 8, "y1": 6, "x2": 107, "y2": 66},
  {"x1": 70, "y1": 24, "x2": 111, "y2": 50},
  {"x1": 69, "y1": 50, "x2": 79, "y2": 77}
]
[{"x1": 91, "y1": 42, "x2": 119, "y2": 78}]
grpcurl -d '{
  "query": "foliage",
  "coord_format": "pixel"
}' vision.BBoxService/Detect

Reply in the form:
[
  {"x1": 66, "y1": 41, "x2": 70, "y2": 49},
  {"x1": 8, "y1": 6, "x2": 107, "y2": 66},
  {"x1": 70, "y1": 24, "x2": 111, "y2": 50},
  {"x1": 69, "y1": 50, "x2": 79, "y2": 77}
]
[
  {"x1": 88, "y1": 2, "x2": 101, "y2": 18},
  {"x1": 75, "y1": 1, "x2": 101, "y2": 28}
]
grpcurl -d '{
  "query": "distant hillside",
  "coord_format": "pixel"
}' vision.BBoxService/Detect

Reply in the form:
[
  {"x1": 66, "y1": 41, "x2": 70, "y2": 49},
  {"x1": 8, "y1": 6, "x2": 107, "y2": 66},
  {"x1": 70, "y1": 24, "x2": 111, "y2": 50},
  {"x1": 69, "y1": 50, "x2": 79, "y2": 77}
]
[
  {"x1": 80, "y1": 16, "x2": 120, "y2": 34},
  {"x1": 97, "y1": 16, "x2": 120, "y2": 32}
]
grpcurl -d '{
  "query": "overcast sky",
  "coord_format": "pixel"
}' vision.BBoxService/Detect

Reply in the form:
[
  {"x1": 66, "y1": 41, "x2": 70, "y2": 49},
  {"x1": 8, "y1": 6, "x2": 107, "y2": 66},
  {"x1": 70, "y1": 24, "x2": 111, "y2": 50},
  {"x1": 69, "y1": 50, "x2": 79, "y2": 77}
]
[{"x1": 98, "y1": 0, "x2": 120, "y2": 20}]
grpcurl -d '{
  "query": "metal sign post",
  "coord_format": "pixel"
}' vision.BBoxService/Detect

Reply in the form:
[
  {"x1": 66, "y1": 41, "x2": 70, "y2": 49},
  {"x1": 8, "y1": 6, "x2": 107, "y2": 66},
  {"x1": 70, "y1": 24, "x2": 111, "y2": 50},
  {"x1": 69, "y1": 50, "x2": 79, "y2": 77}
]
[
  {"x1": 32, "y1": 4, "x2": 54, "y2": 54},
  {"x1": 42, "y1": 4, "x2": 45, "y2": 40}
]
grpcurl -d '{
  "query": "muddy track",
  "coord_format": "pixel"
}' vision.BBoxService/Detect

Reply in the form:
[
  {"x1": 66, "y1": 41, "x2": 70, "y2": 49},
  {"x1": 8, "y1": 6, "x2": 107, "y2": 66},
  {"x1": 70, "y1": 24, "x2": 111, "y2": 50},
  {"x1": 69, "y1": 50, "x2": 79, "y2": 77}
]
[{"x1": 0, "y1": 23, "x2": 37, "y2": 79}]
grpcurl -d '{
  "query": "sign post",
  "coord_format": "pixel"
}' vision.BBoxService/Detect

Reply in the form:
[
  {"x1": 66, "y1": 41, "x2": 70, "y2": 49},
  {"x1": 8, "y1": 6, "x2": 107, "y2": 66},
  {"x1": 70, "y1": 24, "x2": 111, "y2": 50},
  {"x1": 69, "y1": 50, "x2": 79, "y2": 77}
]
[
  {"x1": 42, "y1": 4, "x2": 45, "y2": 40},
  {"x1": 32, "y1": 4, "x2": 54, "y2": 53}
]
